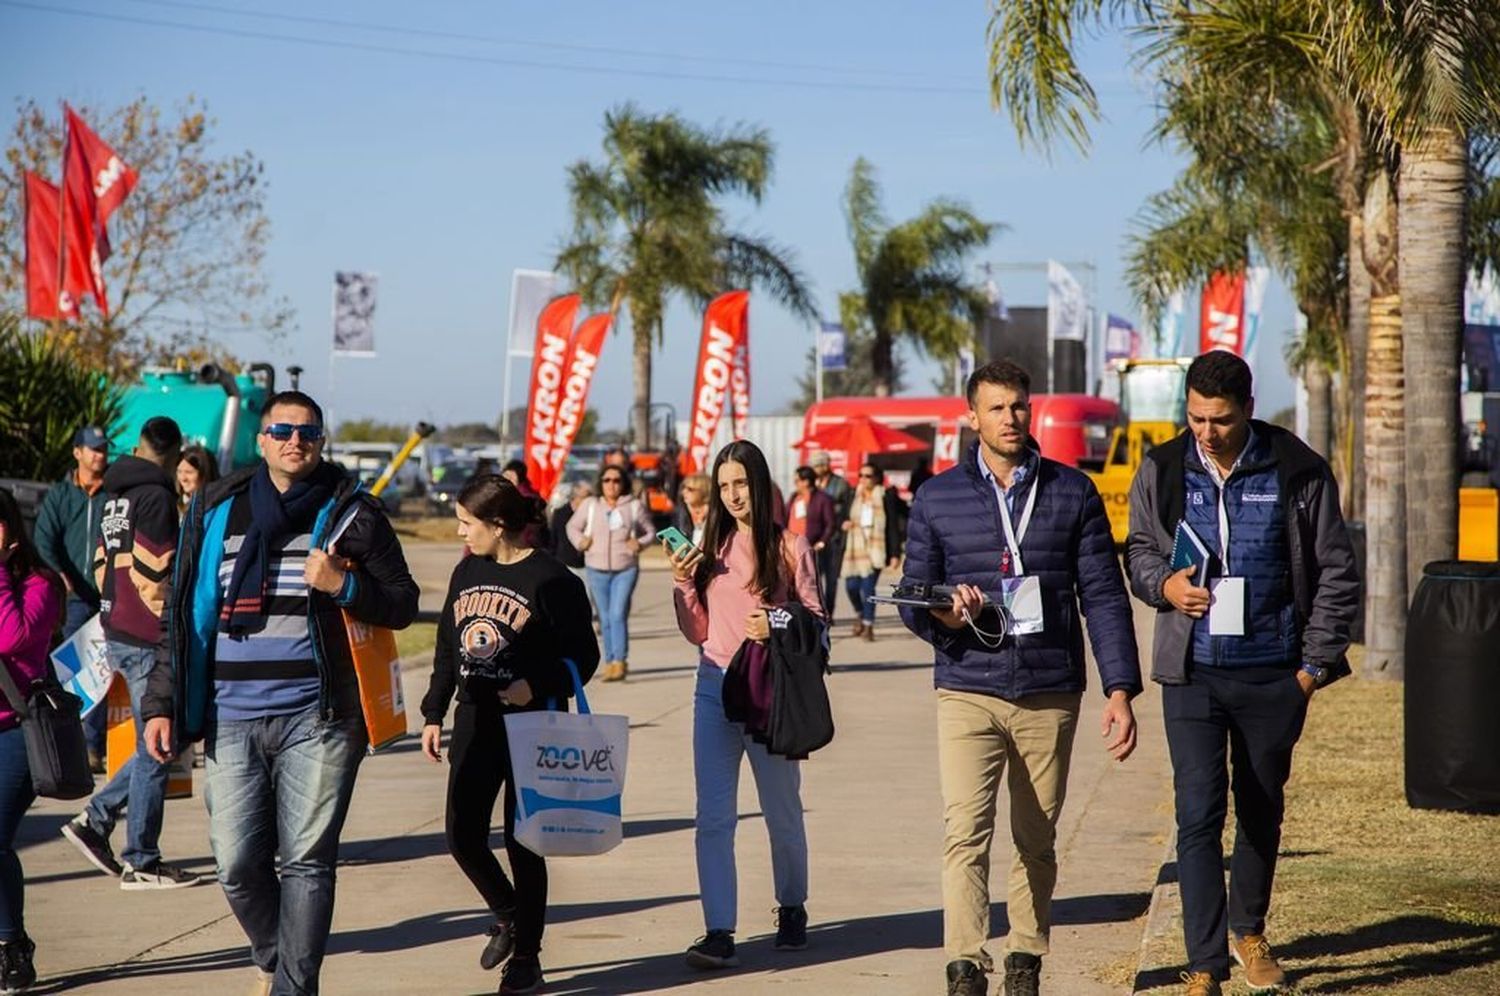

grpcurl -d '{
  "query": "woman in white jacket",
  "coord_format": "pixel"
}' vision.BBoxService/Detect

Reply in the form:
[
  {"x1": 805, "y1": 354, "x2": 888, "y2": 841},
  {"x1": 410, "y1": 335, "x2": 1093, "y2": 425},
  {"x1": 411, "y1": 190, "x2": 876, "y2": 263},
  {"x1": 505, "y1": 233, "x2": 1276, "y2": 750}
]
[{"x1": 565, "y1": 466, "x2": 654, "y2": 681}]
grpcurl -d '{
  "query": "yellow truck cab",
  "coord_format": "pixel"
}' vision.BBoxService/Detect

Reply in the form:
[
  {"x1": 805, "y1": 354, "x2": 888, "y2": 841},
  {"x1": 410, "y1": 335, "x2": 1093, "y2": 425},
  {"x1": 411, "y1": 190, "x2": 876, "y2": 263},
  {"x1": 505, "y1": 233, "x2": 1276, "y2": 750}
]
[{"x1": 1086, "y1": 358, "x2": 1192, "y2": 545}]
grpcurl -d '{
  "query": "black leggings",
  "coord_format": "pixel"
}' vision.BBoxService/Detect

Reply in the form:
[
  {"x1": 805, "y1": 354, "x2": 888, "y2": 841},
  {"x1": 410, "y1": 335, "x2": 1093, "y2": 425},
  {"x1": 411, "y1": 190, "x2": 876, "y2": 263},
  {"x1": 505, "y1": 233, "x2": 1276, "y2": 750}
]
[{"x1": 446, "y1": 702, "x2": 548, "y2": 957}]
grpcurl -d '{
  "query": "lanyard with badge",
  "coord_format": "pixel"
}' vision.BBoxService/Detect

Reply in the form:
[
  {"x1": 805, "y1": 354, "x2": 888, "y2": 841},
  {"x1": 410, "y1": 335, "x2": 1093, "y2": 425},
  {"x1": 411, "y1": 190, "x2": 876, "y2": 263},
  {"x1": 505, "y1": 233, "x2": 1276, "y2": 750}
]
[
  {"x1": 996, "y1": 472, "x2": 1045, "y2": 635},
  {"x1": 1201, "y1": 448, "x2": 1247, "y2": 637}
]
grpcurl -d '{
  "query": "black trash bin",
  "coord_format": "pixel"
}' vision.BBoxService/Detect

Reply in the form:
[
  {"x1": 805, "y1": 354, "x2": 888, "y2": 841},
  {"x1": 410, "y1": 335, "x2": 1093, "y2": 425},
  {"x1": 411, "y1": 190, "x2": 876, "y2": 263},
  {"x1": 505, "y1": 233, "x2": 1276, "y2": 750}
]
[{"x1": 1405, "y1": 560, "x2": 1500, "y2": 813}]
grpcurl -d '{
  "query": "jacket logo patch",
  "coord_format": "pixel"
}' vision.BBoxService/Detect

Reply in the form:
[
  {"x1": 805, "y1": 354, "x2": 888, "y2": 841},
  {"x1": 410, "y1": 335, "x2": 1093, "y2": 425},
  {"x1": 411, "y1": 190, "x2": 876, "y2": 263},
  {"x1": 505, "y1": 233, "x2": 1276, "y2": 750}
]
[
  {"x1": 1191, "y1": 492, "x2": 1206, "y2": 505},
  {"x1": 1242, "y1": 492, "x2": 1279, "y2": 503},
  {"x1": 767, "y1": 607, "x2": 792, "y2": 630}
]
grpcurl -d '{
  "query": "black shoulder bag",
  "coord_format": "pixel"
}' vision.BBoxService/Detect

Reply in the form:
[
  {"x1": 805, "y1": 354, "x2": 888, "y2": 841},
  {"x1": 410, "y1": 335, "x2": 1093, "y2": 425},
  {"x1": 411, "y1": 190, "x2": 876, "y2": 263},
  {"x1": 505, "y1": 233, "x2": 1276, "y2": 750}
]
[{"x1": 0, "y1": 655, "x2": 95, "y2": 800}]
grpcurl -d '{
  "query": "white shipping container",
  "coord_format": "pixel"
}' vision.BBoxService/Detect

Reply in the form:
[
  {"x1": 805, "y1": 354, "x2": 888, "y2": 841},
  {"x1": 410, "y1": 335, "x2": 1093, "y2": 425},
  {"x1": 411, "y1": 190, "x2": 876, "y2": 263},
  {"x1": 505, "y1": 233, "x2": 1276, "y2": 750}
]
[{"x1": 707, "y1": 415, "x2": 805, "y2": 494}]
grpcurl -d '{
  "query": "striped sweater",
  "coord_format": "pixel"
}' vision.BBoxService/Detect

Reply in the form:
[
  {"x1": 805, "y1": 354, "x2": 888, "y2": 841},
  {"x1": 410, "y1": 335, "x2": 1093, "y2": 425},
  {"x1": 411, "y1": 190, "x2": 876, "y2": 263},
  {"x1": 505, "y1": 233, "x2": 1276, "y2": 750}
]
[{"x1": 212, "y1": 494, "x2": 329, "y2": 720}]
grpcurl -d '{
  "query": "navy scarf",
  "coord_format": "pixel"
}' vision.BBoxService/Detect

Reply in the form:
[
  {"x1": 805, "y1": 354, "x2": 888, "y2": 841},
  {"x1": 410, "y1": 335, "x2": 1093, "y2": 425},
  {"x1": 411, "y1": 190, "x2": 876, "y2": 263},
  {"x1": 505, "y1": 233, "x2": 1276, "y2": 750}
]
[{"x1": 220, "y1": 461, "x2": 342, "y2": 634}]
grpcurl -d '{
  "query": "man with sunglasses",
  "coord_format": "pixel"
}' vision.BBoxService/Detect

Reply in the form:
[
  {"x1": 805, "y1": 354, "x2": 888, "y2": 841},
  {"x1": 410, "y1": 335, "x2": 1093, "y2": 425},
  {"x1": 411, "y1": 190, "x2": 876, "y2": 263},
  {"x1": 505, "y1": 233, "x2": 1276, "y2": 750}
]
[{"x1": 141, "y1": 391, "x2": 420, "y2": 996}]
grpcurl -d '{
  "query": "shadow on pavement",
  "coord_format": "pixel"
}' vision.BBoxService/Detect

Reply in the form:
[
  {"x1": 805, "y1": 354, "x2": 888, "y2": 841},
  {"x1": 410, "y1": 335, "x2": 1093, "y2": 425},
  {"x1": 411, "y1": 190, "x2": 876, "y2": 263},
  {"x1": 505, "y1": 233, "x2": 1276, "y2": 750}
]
[
  {"x1": 546, "y1": 893, "x2": 1151, "y2": 995},
  {"x1": 1132, "y1": 915, "x2": 1500, "y2": 993},
  {"x1": 36, "y1": 944, "x2": 252, "y2": 992},
  {"x1": 328, "y1": 893, "x2": 699, "y2": 956}
]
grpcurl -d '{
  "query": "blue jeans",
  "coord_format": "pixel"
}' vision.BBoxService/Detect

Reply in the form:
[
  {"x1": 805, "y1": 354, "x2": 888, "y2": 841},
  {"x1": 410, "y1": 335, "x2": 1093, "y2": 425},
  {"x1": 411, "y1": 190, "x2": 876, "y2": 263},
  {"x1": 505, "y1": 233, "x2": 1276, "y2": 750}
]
[
  {"x1": 0, "y1": 727, "x2": 34, "y2": 941},
  {"x1": 693, "y1": 663, "x2": 808, "y2": 932},
  {"x1": 205, "y1": 707, "x2": 366, "y2": 996},
  {"x1": 83, "y1": 641, "x2": 169, "y2": 871},
  {"x1": 62, "y1": 596, "x2": 107, "y2": 756},
  {"x1": 587, "y1": 565, "x2": 639, "y2": 662},
  {"x1": 844, "y1": 570, "x2": 881, "y2": 624}
]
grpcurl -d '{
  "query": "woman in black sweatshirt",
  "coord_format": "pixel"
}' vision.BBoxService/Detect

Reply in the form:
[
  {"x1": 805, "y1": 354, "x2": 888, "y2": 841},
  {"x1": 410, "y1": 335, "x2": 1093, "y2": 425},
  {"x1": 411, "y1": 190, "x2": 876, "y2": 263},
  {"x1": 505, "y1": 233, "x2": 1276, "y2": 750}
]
[{"x1": 420, "y1": 474, "x2": 599, "y2": 996}]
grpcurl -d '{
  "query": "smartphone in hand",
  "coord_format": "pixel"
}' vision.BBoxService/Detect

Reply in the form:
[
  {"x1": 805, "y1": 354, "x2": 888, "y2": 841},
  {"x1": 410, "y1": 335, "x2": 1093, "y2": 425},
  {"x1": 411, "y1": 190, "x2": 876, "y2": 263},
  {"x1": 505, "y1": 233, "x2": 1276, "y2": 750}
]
[{"x1": 656, "y1": 525, "x2": 699, "y2": 557}]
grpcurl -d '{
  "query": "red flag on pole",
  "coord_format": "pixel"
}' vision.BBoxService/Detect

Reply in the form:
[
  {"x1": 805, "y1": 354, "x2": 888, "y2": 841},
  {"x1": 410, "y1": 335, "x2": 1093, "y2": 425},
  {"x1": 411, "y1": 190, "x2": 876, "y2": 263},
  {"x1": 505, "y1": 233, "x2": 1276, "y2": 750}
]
[
  {"x1": 523, "y1": 294, "x2": 582, "y2": 490},
  {"x1": 60, "y1": 105, "x2": 138, "y2": 316},
  {"x1": 682, "y1": 290, "x2": 750, "y2": 475},
  {"x1": 1199, "y1": 270, "x2": 1246, "y2": 355},
  {"x1": 535, "y1": 313, "x2": 613, "y2": 500},
  {"x1": 23, "y1": 171, "x2": 87, "y2": 321},
  {"x1": 64, "y1": 105, "x2": 138, "y2": 227}
]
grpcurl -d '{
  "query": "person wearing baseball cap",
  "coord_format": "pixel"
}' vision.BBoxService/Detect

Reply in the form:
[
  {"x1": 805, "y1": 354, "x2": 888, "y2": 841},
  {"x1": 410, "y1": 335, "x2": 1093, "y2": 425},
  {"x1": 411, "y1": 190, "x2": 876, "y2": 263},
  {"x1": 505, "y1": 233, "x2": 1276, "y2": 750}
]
[{"x1": 32, "y1": 425, "x2": 112, "y2": 767}]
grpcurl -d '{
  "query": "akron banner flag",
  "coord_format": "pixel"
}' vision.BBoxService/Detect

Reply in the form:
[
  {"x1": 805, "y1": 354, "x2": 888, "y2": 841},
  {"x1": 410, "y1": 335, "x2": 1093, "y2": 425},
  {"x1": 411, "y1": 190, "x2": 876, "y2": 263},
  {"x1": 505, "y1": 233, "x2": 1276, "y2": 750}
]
[
  {"x1": 684, "y1": 290, "x2": 750, "y2": 475},
  {"x1": 1200, "y1": 270, "x2": 1246, "y2": 355},
  {"x1": 535, "y1": 312, "x2": 613, "y2": 500},
  {"x1": 524, "y1": 294, "x2": 582, "y2": 490},
  {"x1": 333, "y1": 272, "x2": 379, "y2": 355}
]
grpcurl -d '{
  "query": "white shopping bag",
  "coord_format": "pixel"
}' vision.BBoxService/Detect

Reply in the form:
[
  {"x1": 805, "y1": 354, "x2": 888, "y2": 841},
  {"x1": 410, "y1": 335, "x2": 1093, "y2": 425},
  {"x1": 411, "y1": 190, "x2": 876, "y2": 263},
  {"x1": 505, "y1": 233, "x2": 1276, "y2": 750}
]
[{"x1": 504, "y1": 661, "x2": 627, "y2": 857}]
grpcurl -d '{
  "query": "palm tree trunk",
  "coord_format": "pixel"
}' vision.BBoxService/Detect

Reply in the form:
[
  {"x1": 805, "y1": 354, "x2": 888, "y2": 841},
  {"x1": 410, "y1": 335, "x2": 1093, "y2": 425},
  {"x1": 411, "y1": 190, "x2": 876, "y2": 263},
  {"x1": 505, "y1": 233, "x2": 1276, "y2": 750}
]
[
  {"x1": 1303, "y1": 361, "x2": 1333, "y2": 459},
  {"x1": 1364, "y1": 292, "x2": 1406, "y2": 679},
  {"x1": 872, "y1": 331, "x2": 893, "y2": 397},
  {"x1": 1398, "y1": 127, "x2": 1468, "y2": 585},
  {"x1": 632, "y1": 321, "x2": 652, "y2": 448},
  {"x1": 1346, "y1": 212, "x2": 1370, "y2": 519}
]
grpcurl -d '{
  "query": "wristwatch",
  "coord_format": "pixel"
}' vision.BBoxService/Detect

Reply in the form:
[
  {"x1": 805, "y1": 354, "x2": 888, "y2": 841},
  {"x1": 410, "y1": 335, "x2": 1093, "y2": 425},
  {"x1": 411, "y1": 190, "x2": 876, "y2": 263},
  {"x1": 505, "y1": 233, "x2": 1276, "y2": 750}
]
[{"x1": 1299, "y1": 662, "x2": 1330, "y2": 686}]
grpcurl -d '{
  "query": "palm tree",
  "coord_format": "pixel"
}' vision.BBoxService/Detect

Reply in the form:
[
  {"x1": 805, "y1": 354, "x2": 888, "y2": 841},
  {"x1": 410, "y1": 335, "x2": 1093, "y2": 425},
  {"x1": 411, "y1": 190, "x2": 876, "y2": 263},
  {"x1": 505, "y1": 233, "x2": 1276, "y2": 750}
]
[
  {"x1": 841, "y1": 158, "x2": 996, "y2": 396},
  {"x1": 555, "y1": 105, "x2": 815, "y2": 446},
  {"x1": 1318, "y1": 2, "x2": 1500, "y2": 584}
]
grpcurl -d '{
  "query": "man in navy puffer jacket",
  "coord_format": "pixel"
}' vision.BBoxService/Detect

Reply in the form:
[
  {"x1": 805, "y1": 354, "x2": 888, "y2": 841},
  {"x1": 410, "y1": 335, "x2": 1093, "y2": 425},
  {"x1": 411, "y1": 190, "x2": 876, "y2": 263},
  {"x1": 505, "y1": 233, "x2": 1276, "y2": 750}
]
[
  {"x1": 900, "y1": 360, "x2": 1142, "y2": 996},
  {"x1": 1125, "y1": 351, "x2": 1357, "y2": 996}
]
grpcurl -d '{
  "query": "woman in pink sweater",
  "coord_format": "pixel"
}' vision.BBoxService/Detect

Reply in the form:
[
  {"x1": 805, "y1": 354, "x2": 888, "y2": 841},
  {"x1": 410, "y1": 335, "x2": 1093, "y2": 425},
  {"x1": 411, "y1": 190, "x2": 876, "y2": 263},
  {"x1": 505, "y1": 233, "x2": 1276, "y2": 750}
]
[
  {"x1": 668, "y1": 441, "x2": 823, "y2": 972},
  {"x1": 0, "y1": 487, "x2": 64, "y2": 992}
]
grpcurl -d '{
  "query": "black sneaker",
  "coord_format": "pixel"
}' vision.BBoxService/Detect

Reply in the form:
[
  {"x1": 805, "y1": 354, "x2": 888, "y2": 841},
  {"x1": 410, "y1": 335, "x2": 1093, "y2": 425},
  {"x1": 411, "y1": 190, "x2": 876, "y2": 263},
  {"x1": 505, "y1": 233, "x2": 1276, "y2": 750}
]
[
  {"x1": 497, "y1": 955, "x2": 542, "y2": 995},
  {"x1": 684, "y1": 929, "x2": 738, "y2": 970},
  {"x1": 946, "y1": 959, "x2": 988, "y2": 996},
  {"x1": 60, "y1": 818, "x2": 122, "y2": 877},
  {"x1": 1003, "y1": 952, "x2": 1041, "y2": 996},
  {"x1": 480, "y1": 917, "x2": 516, "y2": 970},
  {"x1": 0, "y1": 935, "x2": 36, "y2": 995},
  {"x1": 120, "y1": 861, "x2": 202, "y2": 890},
  {"x1": 773, "y1": 905, "x2": 807, "y2": 950}
]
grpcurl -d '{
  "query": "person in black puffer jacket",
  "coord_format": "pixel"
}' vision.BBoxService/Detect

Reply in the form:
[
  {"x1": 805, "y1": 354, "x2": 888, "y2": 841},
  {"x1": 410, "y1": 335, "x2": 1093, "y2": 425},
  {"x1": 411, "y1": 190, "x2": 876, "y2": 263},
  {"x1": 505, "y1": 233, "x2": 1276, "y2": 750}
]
[{"x1": 899, "y1": 360, "x2": 1141, "y2": 996}]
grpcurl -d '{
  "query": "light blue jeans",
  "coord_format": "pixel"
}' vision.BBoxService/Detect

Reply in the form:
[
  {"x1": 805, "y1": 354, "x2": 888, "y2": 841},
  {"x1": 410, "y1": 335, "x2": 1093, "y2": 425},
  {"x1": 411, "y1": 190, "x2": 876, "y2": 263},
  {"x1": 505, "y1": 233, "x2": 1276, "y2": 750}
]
[
  {"x1": 693, "y1": 662, "x2": 808, "y2": 932},
  {"x1": 83, "y1": 641, "x2": 169, "y2": 871},
  {"x1": 587, "y1": 565, "x2": 639, "y2": 662},
  {"x1": 204, "y1": 707, "x2": 366, "y2": 996}
]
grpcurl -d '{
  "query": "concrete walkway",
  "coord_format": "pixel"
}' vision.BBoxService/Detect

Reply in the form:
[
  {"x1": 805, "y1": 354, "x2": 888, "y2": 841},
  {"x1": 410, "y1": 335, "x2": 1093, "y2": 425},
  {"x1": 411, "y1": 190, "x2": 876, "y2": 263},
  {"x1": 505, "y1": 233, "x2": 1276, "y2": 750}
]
[{"x1": 20, "y1": 544, "x2": 1172, "y2": 994}]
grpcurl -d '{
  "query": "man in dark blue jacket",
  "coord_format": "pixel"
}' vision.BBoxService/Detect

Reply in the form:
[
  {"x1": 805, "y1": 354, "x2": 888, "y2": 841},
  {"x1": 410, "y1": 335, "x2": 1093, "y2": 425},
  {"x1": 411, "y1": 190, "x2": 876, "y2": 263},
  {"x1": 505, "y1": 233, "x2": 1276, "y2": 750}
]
[
  {"x1": 900, "y1": 360, "x2": 1141, "y2": 996},
  {"x1": 1124, "y1": 351, "x2": 1357, "y2": 996}
]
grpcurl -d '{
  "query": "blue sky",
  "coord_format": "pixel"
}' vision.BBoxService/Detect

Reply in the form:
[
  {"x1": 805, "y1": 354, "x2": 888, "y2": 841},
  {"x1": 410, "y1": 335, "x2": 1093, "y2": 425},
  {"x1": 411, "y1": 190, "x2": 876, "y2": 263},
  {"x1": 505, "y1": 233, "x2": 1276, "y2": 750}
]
[{"x1": 3, "y1": 0, "x2": 1299, "y2": 431}]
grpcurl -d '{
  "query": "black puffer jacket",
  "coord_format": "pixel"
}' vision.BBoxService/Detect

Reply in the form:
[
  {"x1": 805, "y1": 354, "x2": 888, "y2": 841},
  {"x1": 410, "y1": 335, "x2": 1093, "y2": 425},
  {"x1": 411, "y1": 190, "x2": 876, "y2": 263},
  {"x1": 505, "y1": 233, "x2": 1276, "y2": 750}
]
[{"x1": 142, "y1": 463, "x2": 420, "y2": 740}]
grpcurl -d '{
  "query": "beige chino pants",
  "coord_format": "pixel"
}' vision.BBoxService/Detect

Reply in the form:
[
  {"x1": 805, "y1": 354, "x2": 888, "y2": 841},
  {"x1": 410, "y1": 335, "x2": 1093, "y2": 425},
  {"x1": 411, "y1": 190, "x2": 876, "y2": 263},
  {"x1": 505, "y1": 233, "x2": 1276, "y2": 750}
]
[{"x1": 937, "y1": 688, "x2": 1081, "y2": 966}]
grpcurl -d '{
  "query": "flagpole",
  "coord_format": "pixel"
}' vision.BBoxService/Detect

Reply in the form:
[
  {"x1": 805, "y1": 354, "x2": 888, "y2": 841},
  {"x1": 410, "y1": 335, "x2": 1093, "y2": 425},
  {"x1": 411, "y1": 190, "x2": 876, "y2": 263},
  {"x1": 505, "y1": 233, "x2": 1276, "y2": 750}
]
[
  {"x1": 814, "y1": 322, "x2": 823, "y2": 404},
  {"x1": 53, "y1": 104, "x2": 68, "y2": 337}
]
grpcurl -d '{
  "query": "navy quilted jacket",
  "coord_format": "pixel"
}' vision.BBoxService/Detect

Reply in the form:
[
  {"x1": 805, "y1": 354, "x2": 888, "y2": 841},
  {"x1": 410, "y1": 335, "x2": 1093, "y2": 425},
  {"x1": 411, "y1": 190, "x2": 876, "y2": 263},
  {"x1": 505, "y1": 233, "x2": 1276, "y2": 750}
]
[{"x1": 898, "y1": 444, "x2": 1142, "y2": 701}]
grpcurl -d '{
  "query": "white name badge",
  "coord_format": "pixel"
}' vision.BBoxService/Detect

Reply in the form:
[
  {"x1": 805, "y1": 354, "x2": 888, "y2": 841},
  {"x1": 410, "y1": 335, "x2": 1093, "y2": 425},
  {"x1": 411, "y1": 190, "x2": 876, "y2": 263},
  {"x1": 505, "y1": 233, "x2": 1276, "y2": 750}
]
[
  {"x1": 793, "y1": 499, "x2": 807, "y2": 520},
  {"x1": 859, "y1": 504, "x2": 875, "y2": 528},
  {"x1": 1209, "y1": 577, "x2": 1247, "y2": 636},
  {"x1": 1001, "y1": 575, "x2": 1045, "y2": 635},
  {"x1": 607, "y1": 508, "x2": 624, "y2": 530}
]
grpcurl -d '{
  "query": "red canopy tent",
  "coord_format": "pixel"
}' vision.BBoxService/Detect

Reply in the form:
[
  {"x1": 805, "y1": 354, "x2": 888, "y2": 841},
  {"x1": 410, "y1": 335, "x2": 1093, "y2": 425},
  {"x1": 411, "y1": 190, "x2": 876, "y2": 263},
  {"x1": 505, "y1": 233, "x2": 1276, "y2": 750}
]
[{"x1": 794, "y1": 414, "x2": 928, "y2": 455}]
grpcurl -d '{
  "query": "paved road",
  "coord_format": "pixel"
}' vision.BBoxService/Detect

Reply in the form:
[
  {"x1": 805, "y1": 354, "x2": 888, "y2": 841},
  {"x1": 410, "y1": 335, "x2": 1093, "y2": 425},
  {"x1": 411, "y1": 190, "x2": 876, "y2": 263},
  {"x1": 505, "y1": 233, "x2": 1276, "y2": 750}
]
[{"x1": 21, "y1": 542, "x2": 1170, "y2": 994}]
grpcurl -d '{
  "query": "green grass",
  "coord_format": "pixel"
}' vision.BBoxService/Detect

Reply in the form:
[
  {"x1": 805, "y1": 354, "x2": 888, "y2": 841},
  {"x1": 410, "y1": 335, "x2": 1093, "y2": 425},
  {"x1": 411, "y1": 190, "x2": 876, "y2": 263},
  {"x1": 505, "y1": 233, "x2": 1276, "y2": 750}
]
[
  {"x1": 1136, "y1": 651, "x2": 1500, "y2": 994},
  {"x1": 394, "y1": 621, "x2": 437, "y2": 662}
]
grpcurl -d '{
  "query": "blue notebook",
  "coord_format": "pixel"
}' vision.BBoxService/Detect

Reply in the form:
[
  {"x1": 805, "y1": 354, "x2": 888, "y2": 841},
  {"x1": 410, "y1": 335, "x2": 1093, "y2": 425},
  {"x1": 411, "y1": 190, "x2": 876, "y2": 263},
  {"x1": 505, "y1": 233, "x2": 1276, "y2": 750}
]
[{"x1": 1170, "y1": 520, "x2": 1211, "y2": 584}]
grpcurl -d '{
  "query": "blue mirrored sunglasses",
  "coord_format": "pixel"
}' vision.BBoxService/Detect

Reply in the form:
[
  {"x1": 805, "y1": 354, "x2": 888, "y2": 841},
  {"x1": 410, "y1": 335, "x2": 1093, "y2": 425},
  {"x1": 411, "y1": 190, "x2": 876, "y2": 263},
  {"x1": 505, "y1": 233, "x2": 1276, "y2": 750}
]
[{"x1": 261, "y1": 422, "x2": 325, "y2": 442}]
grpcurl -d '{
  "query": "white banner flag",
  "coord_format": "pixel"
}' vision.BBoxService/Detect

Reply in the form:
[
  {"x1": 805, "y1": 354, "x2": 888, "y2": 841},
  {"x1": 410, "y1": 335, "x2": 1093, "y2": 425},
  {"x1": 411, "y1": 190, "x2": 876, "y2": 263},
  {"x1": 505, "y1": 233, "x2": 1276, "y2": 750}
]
[
  {"x1": 508, "y1": 270, "x2": 559, "y2": 356},
  {"x1": 332, "y1": 272, "x2": 378, "y2": 355},
  {"x1": 1243, "y1": 265, "x2": 1272, "y2": 365},
  {"x1": 1158, "y1": 289, "x2": 1186, "y2": 357},
  {"x1": 1047, "y1": 261, "x2": 1087, "y2": 341},
  {"x1": 1466, "y1": 266, "x2": 1500, "y2": 326}
]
